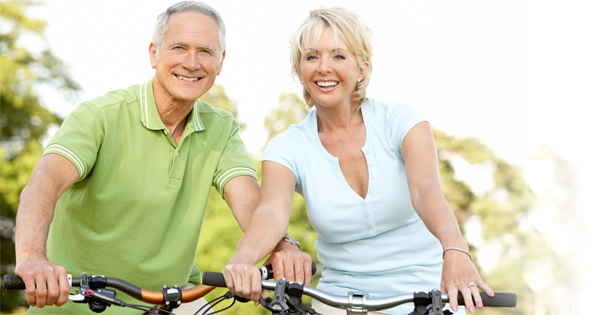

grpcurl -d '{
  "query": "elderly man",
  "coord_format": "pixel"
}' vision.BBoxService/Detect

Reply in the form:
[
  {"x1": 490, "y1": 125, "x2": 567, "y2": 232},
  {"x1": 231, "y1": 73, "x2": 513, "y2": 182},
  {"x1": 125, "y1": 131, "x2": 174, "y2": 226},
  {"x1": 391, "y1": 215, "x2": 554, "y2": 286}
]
[{"x1": 14, "y1": 2, "x2": 309, "y2": 314}]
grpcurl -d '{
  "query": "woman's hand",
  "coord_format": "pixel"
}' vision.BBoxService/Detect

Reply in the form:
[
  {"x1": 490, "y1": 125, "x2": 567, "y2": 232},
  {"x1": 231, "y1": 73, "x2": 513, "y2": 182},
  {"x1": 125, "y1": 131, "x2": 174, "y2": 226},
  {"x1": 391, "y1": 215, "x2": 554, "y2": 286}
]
[
  {"x1": 440, "y1": 249, "x2": 494, "y2": 313},
  {"x1": 223, "y1": 260, "x2": 263, "y2": 304}
]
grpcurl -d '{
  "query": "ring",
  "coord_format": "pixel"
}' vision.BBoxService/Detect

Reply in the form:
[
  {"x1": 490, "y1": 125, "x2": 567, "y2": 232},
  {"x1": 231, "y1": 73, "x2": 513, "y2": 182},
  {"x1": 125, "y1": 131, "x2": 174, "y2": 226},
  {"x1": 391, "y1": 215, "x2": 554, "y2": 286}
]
[{"x1": 468, "y1": 282, "x2": 477, "y2": 287}]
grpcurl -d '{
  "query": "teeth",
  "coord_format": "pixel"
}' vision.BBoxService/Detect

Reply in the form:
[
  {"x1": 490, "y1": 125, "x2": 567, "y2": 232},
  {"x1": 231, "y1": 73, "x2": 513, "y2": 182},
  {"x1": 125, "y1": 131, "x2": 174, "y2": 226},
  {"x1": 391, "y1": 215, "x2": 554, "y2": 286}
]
[
  {"x1": 317, "y1": 81, "x2": 338, "y2": 87},
  {"x1": 176, "y1": 75, "x2": 200, "y2": 82}
]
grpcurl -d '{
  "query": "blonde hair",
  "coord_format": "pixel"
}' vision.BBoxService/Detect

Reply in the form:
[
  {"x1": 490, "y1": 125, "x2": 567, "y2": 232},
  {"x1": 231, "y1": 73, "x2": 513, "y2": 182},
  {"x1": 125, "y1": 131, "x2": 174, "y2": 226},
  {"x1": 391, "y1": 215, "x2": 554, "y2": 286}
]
[{"x1": 290, "y1": 7, "x2": 373, "y2": 107}]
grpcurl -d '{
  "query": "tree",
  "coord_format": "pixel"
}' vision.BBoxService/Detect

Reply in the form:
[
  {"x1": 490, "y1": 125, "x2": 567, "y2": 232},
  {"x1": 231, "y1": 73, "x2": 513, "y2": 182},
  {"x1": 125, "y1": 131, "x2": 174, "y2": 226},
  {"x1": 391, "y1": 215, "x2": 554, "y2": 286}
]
[{"x1": 1, "y1": 0, "x2": 80, "y2": 312}]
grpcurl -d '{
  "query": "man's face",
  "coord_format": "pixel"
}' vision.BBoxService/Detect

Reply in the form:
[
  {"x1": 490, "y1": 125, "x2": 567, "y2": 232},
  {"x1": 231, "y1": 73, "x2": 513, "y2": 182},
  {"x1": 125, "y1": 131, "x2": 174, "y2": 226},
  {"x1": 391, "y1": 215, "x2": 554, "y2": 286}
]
[{"x1": 150, "y1": 11, "x2": 225, "y2": 105}]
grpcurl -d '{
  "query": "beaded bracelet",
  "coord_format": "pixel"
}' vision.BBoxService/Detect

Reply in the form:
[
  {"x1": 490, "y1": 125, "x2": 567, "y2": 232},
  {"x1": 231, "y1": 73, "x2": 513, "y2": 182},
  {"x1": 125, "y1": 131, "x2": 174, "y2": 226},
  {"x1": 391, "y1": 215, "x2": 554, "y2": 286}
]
[{"x1": 443, "y1": 247, "x2": 472, "y2": 260}]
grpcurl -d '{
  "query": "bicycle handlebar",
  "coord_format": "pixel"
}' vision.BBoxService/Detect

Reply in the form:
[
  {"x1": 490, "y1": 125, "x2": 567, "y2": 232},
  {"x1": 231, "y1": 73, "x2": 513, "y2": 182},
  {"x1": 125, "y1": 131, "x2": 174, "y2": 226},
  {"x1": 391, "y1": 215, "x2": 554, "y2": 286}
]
[
  {"x1": 2, "y1": 274, "x2": 216, "y2": 304},
  {"x1": 2, "y1": 263, "x2": 316, "y2": 305},
  {"x1": 202, "y1": 271, "x2": 517, "y2": 311}
]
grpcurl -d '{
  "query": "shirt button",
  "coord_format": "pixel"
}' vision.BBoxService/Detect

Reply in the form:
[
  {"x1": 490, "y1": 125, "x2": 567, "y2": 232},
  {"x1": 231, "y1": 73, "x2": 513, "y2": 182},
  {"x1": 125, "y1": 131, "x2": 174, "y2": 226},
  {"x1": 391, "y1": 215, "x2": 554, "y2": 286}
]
[
  {"x1": 361, "y1": 201, "x2": 366, "y2": 206},
  {"x1": 370, "y1": 175, "x2": 374, "y2": 179},
  {"x1": 365, "y1": 150, "x2": 369, "y2": 155},
  {"x1": 364, "y1": 213, "x2": 368, "y2": 217},
  {"x1": 369, "y1": 190, "x2": 373, "y2": 194},
  {"x1": 368, "y1": 224, "x2": 372, "y2": 228}
]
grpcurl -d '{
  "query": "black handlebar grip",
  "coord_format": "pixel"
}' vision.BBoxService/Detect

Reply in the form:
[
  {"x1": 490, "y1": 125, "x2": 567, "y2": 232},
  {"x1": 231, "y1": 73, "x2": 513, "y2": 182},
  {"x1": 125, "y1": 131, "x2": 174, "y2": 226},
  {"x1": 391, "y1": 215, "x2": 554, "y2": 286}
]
[
  {"x1": 457, "y1": 292, "x2": 517, "y2": 307},
  {"x1": 3, "y1": 275, "x2": 26, "y2": 290},
  {"x1": 202, "y1": 272, "x2": 227, "y2": 287}
]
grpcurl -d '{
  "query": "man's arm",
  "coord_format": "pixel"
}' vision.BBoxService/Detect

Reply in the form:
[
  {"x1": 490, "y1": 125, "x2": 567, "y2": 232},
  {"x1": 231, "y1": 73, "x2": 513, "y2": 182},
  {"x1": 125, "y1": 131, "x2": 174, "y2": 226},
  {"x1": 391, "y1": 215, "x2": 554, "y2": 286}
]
[
  {"x1": 222, "y1": 175, "x2": 260, "y2": 233},
  {"x1": 15, "y1": 154, "x2": 79, "y2": 308}
]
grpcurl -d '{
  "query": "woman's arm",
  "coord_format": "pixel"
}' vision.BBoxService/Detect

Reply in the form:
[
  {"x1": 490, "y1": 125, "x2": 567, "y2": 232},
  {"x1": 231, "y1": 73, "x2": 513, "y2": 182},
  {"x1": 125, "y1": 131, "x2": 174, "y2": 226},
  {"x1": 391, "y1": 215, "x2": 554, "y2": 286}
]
[
  {"x1": 402, "y1": 122, "x2": 494, "y2": 313},
  {"x1": 223, "y1": 161, "x2": 311, "y2": 302}
]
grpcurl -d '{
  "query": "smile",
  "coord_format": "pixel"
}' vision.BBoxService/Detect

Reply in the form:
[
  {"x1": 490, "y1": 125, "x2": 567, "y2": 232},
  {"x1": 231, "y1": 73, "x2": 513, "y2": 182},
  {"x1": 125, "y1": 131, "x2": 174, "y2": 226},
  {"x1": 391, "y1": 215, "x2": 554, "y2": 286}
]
[
  {"x1": 176, "y1": 75, "x2": 201, "y2": 82},
  {"x1": 316, "y1": 81, "x2": 338, "y2": 87}
]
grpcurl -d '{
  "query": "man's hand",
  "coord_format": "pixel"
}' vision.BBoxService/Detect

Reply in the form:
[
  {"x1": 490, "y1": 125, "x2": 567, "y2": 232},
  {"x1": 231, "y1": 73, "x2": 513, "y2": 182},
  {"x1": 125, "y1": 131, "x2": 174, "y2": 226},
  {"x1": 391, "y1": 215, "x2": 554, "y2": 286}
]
[
  {"x1": 15, "y1": 254, "x2": 70, "y2": 308},
  {"x1": 264, "y1": 240, "x2": 313, "y2": 286}
]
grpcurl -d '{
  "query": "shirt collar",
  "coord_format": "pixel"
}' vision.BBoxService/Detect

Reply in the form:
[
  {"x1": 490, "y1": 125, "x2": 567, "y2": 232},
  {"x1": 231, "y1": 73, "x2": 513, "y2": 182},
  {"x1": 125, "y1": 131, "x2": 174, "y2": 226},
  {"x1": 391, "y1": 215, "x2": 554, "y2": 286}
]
[{"x1": 138, "y1": 79, "x2": 205, "y2": 132}]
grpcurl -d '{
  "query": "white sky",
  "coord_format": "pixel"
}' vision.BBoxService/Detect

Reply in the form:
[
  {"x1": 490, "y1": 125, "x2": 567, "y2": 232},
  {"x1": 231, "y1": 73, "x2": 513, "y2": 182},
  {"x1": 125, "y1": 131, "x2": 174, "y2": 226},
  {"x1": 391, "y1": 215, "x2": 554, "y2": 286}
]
[{"x1": 27, "y1": 0, "x2": 600, "y2": 311}]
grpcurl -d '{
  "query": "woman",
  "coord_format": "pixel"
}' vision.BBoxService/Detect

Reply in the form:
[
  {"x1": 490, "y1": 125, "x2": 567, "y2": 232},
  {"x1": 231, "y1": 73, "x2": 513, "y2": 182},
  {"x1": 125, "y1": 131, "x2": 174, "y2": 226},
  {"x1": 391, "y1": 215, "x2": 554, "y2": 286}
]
[{"x1": 224, "y1": 7, "x2": 493, "y2": 314}]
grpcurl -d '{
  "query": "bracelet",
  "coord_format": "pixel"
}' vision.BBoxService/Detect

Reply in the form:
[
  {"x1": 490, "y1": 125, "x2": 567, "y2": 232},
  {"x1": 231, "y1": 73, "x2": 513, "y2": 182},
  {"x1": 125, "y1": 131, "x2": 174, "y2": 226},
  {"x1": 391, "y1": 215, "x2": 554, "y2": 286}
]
[
  {"x1": 443, "y1": 247, "x2": 472, "y2": 260},
  {"x1": 281, "y1": 235, "x2": 301, "y2": 249}
]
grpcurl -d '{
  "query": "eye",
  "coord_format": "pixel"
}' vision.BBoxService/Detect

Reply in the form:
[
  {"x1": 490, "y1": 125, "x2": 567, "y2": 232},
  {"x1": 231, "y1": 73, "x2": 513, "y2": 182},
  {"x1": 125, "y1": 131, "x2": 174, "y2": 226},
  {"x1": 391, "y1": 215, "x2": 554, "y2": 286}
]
[
  {"x1": 305, "y1": 54, "x2": 318, "y2": 61},
  {"x1": 334, "y1": 54, "x2": 346, "y2": 60}
]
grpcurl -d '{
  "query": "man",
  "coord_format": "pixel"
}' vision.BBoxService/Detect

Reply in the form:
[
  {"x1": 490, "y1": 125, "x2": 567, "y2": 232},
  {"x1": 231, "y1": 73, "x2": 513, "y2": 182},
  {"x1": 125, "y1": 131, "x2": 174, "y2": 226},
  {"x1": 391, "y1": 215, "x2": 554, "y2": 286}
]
[{"x1": 14, "y1": 2, "x2": 310, "y2": 314}]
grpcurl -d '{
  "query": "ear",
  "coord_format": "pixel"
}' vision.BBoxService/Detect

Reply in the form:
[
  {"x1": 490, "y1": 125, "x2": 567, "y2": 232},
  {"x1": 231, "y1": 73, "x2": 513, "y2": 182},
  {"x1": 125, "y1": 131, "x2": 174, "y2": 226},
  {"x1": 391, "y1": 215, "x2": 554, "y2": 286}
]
[
  {"x1": 216, "y1": 50, "x2": 226, "y2": 75},
  {"x1": 357, "y1": 59, "x2": 369, "y2": 82},
  {"x1": 149, "y1": 42, "x2": 158, "y2": 69}
]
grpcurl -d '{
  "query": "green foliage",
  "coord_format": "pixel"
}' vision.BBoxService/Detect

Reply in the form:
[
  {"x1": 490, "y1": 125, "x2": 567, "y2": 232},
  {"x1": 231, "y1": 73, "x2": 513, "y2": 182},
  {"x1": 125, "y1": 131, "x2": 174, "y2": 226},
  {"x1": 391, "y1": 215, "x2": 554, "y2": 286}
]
[
  {"x1": 263, "y1": 93, "x2": 309, "y2": 146},
  {"x1": 433, "y1": 130, "x2": 553, "y2": 314},
  {"x1": 0, "y1": 1, "x2": 80, "y2": 311}
]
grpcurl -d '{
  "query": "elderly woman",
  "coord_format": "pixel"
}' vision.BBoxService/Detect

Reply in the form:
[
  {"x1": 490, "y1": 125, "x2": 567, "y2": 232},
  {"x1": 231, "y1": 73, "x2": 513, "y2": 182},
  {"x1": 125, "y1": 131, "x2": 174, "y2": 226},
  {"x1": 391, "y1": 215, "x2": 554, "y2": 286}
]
[{"x1": 224, "y1": 7, "x2": 493, "y2": 314}]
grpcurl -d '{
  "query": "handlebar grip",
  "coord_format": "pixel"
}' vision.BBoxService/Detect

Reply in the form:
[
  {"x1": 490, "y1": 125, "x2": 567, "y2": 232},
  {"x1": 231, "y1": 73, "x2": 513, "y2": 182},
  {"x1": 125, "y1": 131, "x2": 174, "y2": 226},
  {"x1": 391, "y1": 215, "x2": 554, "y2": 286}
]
[
  {"x1": 458, "y1": 292, "x2": 517, "y2": 307},
  {"x1": 202, "y1": 272, "x2": 227, "y2": 287},
  {"x1": 3, "y1": 275, "x2": 26, "y2": 290}
]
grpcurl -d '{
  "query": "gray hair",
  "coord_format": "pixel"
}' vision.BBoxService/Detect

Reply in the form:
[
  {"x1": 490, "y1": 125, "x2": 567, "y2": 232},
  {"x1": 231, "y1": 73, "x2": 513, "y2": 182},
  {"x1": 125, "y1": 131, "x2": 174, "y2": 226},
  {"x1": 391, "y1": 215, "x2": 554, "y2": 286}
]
[{"x1": 152, "y1": 1, "x2": 226, "y2": 53}]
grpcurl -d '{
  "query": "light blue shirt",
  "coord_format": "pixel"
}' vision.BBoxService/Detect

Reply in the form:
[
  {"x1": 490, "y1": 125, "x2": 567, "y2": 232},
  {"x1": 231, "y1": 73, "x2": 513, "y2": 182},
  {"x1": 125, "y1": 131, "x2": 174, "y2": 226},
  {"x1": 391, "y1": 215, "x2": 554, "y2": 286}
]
[{"x1": 263, "y1": 99, "x2": 447, "y2": 314}]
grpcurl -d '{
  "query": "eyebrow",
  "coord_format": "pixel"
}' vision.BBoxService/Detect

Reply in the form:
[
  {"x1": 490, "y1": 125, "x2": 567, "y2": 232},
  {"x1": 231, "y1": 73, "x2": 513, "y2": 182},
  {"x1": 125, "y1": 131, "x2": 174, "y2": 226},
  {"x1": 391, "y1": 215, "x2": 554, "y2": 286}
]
[
  {"x1": 303, "y1": 48, "x2": 349, "y2": 54},
  {"x1": 169, "y1": 41, "x2": 217, "y2": 53}
]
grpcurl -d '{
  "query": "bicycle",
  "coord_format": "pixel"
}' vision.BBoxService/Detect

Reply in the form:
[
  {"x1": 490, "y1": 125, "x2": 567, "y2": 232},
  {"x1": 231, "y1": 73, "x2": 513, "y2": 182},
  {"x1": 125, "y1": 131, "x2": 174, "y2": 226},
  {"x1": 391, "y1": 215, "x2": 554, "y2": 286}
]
[{"x1": 3, "y1": 265, "x2": 516, "y2": 315}]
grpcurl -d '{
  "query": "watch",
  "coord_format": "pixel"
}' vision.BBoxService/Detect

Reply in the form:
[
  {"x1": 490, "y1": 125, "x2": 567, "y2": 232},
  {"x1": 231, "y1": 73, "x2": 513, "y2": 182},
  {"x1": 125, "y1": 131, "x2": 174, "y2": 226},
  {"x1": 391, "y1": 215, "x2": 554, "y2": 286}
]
[{"x1": 281, "y1": 235, "x2": 301, "y2": 249}]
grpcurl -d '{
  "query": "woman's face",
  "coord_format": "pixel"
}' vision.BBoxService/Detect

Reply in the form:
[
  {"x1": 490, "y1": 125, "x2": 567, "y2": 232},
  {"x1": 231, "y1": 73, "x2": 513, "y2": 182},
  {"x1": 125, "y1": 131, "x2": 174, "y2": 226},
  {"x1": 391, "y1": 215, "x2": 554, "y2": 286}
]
[{"x1": 299, "y1": 27, "x2": 367, "y2": 109}]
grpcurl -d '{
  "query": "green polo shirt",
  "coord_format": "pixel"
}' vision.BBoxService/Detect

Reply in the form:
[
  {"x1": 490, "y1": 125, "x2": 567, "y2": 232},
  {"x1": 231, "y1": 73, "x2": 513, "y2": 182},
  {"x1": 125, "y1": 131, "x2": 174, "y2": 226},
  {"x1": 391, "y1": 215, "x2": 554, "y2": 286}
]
[{"x1": 32, "y1": 80, "x2": 256, "y2": 314}]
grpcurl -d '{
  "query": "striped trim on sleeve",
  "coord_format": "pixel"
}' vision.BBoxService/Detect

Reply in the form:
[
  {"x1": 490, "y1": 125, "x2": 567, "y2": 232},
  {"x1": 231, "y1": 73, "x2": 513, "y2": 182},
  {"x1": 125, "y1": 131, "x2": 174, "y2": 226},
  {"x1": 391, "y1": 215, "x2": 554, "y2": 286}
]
[
  {"x1": 216, "y1": 167, "x2": 257, "y2": 196},
  {"x1": 43, "y1": 144, "x2": 86, "y2": 180}
]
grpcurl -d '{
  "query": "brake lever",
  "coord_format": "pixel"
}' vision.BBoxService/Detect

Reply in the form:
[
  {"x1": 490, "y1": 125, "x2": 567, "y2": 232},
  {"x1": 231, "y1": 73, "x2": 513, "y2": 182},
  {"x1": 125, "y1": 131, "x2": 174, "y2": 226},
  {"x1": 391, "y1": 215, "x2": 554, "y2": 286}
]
[
  {"x1": 260, "y1": 278, "x2": 290, "y2": 313},
  {"x1": 69, "y1": 291, "x2": 87, "y2": 302}
]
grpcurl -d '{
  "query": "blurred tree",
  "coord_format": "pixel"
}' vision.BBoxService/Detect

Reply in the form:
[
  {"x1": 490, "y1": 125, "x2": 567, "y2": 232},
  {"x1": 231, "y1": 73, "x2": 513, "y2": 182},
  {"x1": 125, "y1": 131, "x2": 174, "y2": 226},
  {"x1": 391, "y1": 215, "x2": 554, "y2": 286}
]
[
  {"x1": 434, "y1": 131, "x2": 547, "y2": 314},
  {"x1": 262, "y1": 93, "x2": 309, "y2": 146},
  {"x1": 0, "y1": 0, "x2": 80, "y2": 312}
]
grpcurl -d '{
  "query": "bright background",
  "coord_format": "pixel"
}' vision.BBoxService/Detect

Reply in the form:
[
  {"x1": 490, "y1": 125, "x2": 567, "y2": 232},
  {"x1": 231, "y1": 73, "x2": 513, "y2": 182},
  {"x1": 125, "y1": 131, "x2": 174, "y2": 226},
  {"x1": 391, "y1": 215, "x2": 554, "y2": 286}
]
[{"x1": 28, "y1": 0, "x2": 600, "y2": 312}]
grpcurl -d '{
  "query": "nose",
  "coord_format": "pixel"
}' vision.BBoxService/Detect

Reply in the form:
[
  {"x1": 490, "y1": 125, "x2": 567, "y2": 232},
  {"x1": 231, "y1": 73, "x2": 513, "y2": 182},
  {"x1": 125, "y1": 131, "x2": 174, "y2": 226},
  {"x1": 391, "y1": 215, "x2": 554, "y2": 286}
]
[
  {"x1": 318, "y1": 58, "x2": 331, "y2": 74},
  {"x1": 183, "y1": 51, "x2": 202, "y2": 71}
]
